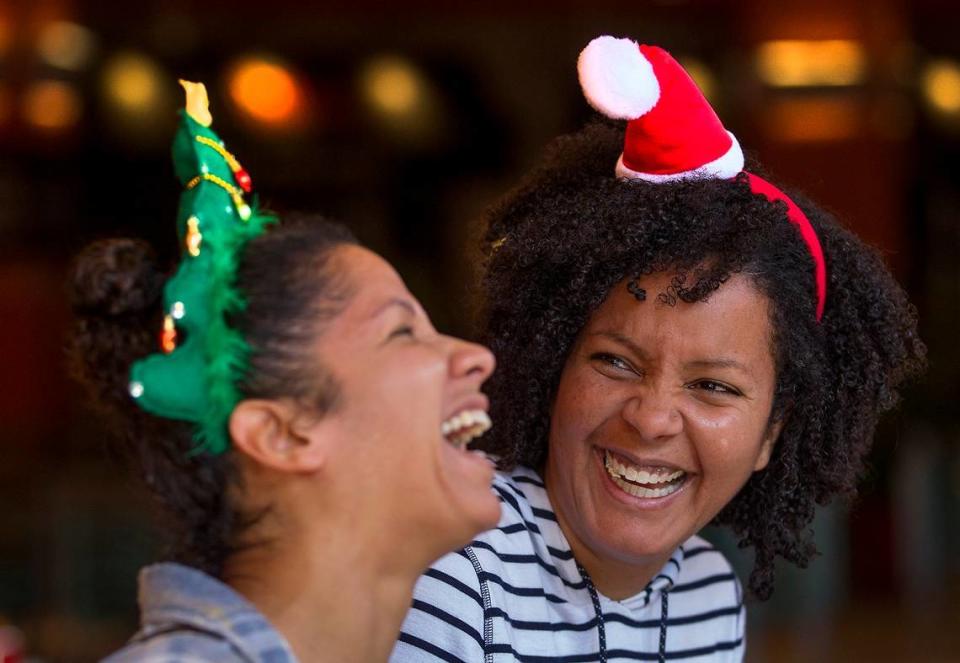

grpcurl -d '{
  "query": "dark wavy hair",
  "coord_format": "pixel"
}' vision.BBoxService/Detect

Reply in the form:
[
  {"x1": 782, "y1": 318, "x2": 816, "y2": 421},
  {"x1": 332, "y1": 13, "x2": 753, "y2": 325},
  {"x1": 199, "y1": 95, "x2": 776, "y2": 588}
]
[
  {"x1": 68, "y1": 216, "x2": 357, "y2": 576},
  {"x1": 476, "y1": 121, "x2": 926, "y2": 600}
]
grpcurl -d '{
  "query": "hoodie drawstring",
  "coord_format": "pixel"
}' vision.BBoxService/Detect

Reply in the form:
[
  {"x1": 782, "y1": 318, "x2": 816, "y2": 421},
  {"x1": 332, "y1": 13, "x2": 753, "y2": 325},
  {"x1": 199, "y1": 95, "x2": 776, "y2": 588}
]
[
  {"x1": 577, "y1": 563, "x2": 607, "y2": 663},
  {"x1": 578, "y1": 562, "x2": 671, "y2": 663},
  {"x1": 658, "y1": 588, "x2": 670, "y2": 662}
]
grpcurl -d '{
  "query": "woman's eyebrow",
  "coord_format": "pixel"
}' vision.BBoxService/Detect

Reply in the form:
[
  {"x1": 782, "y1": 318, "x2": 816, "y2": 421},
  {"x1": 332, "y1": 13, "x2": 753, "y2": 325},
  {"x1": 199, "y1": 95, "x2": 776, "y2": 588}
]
[
  {"x1": 370, "y1": 297, "x2": 417, "y2": 320},
  {"x1": 685, "y1": 358, "x2": 753, "y2": 377},
  {"x1": 589, "y1": 330, "x2": 650, "y2": 361}
]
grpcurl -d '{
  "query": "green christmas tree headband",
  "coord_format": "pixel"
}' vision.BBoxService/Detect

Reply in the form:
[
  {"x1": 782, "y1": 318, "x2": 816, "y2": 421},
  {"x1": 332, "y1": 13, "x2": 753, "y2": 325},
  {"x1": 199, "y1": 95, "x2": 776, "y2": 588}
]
[{"x1": 128, "y1": 81, "x2": 276, "y2": 455}]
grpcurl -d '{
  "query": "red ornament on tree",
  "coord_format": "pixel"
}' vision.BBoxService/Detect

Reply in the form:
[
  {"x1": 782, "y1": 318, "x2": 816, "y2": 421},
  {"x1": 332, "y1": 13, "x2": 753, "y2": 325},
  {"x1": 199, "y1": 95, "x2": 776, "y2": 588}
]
[{"x1": 234, "y1": 168, "x2": 252, "y2": 193}]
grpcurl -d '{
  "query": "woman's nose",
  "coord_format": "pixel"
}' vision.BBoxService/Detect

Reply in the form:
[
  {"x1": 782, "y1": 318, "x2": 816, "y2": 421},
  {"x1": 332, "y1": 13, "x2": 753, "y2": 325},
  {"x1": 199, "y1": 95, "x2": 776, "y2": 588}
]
[
  {"x1": 448, "y1": 337, "x2": 496, "y2": 384},
  {"x1": 620, "y1": 389, "x2": 683, "y2": 442}
]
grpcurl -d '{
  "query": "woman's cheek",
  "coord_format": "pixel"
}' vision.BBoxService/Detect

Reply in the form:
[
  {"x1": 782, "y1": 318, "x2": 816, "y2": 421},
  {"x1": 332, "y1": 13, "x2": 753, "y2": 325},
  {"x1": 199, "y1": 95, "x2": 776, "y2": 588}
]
[{"x1": 687, "y1": 413, "x2": 742, "y2": 476}]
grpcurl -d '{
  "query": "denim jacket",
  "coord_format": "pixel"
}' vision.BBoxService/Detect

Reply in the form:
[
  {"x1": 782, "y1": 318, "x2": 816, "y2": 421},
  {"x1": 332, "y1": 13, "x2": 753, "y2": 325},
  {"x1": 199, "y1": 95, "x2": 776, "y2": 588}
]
[{"x1": 102, "y1": 562, "x2": 297, "y2": 662}]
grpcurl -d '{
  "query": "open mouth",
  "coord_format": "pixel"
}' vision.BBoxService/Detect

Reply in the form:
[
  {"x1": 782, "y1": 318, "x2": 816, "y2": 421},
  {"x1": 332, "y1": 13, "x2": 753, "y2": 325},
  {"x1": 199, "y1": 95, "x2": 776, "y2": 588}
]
[
  {"x1": 603, "y1": 449, "x2": 687, "y2": 499},
  {"x1": 442, "y1": 409, "x2": 492, "y2": 449}
]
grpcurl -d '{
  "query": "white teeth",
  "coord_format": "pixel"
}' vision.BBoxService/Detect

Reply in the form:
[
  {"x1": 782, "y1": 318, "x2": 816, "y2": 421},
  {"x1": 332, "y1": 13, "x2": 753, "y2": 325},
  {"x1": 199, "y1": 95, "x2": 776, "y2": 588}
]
[
  {"x1": 610, "y1": 474, "x2": 683, "y2": 499},
  {"x1": 603, "y1": 450, "x2": 686, "y2": 498},
  {"x1": 441, "y1": 409, "x2": 492, "y2": 448}
]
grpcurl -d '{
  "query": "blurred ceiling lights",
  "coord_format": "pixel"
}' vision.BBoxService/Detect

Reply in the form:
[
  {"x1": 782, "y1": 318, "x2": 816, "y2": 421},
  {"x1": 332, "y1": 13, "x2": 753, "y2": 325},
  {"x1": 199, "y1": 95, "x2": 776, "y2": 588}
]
[
  {"x1": 359, "y1": 55, "x2": 443, "y2": 146},
  {"x1": 227, "y1": 57, "x2": 303, "y2": 126},
  {"x1": 921, "y1": 59, "x2": 960, "y2": 117},
  {"x1": 361, "y1": 55, "x2": 424, "y2": 117},
  {"x1": 100, "y1": 52, "x2": 174, "y2": 145},
  {"x1": 38, "y1": 21, "x2": 95, "y2": 71},
  {"x1": 756, "y1": 39, "x2": 867, "y2": 87},
  {"x1": 0, "y1": 14, "x2": 11, "y2": 59},
  {"x1": 22, "y1": 79, "x2": 81, "y2": 130},
  {"x1": 8, "y1": 20, "x2": 960, "y2": 152},
  {"x1": 102, "y1": 52, "x2": 168, "y2": 115},
  {"x1": 765, "y1": 97, "x2": 860, "y2": 143}
]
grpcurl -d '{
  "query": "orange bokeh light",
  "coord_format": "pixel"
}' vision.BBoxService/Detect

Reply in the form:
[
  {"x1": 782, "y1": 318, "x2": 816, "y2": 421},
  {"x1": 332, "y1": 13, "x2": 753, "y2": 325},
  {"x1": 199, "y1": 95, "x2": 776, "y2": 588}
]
[
  {"x1": 764, "y1": 97, "x2": 860, "y2": 143},
  {"x1": 0, "y1": 15, "x2": 12, "y2": 58},
  {"x1": 228, "y1": 58, "x2": 302, "y2": 125},
  {"x1": 23, "y1": 80, "x2": 82, "y2": 130}
]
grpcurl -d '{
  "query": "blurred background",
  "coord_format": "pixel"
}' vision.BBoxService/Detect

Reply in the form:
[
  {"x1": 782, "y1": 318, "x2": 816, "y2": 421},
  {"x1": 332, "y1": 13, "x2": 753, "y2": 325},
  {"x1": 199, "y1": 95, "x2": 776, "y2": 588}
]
[{"x1": 0, "y1": 0, "x2": 957, "y2": 661}]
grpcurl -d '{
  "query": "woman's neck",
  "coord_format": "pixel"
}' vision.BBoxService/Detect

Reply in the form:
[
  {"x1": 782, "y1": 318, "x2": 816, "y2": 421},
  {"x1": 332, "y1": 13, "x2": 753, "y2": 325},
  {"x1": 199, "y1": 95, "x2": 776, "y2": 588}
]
[{"x1": 221, "y1": 504, "x2": 426, "y2": 663}]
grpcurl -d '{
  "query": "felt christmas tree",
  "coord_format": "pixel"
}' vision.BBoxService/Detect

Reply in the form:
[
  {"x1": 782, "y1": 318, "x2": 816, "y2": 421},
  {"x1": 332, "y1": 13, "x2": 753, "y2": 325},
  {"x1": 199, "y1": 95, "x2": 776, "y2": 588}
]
[{"x1": 129, "y1": 80, "x2": 275, "y2": 454}]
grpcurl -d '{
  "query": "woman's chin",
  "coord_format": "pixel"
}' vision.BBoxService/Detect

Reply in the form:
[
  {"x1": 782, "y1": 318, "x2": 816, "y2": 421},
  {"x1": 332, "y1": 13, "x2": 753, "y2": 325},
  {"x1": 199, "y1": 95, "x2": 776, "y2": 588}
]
[
  {"x1": 435, "y1": 442, "x2": 501, "y2": 545},
  {"x1": 449, "y1": 496, "x2": 501, "y2": 551},
  {"x1": 468, "y1": 489, "x2": 502, "y2": 532}
]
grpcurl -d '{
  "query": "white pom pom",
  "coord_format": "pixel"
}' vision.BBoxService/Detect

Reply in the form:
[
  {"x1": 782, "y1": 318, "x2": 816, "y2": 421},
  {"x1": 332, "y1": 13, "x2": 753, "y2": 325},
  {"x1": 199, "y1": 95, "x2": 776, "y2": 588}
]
[{"x1": 578, "y1": 36, "x2": 659, "y2": 120}]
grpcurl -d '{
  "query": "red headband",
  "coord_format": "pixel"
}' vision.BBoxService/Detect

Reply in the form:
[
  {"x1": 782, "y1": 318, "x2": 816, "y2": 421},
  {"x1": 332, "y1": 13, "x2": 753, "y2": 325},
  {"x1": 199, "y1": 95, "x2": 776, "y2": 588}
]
[
  {"x1": 578, "y1": 36, "x2": 827, "y2": 321},
  {"x1": 743, "y1": 172, "x2": 826, "y2": 321}
]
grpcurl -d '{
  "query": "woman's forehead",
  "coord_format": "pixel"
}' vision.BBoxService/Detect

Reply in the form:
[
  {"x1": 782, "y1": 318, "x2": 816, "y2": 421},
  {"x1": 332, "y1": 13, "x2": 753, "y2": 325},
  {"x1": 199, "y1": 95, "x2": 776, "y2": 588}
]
[
  {"x1": 585, "y1": 272, "x2": 773, "y2": 363},
  {"x1": 329, "y1": 245, "x2": 419, "y2": 324}
]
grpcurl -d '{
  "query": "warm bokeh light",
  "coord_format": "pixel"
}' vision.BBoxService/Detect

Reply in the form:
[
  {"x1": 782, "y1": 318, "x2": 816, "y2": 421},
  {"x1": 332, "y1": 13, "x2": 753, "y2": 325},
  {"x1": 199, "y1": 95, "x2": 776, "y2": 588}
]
[
  {"x1": 764, "y1": 97, "x2": 859, "y2": 142},
  {"x1": 0, "y1": 625, "x2": 24, "y2": 663},
  {"x1": 358, "y1": 55, "x2": 444, "y2": 146},
  {"x1": 100, "y1": 52, "x2": 175, "y2": 145},
  {"x1": 22, "y1": 80, "x2": 82, "y2": 130},
  {"x1": 756, "y1": 39, "x2": 867, "y2": 87},
  {"x1": 0, "y1": 14, "x2": 11, "y2": 59},
  {"x1": 38, "y1": 21, "x2": 95, "y2": 71},
  {"x1": 227, "y1": 57, "x2": 302, "y2": 125},
  {"x1": 102, "y1": 52, "x2": 167, "y2": 114},
  {"x1": 361, "y1": 55, "x2": 423, "y2": 116},
  {"x1": 678, "y1": 57, "x2": 717, "y2": 105},
  {"x1": 922, "y1": 59, "x2": 960, "y2": 116}
]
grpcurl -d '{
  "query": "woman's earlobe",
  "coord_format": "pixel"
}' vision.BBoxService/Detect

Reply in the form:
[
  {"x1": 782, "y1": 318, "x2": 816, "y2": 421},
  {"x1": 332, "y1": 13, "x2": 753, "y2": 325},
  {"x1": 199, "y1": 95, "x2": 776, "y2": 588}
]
[{"x1": 229, "y1": 400, "x2": 328, "y2": 473}]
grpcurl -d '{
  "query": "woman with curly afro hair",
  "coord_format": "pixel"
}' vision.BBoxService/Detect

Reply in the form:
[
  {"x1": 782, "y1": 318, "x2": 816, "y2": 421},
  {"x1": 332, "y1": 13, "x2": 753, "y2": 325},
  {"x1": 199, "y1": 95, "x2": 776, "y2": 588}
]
[{"x1": 391, "y1": 37, "x2": 925, "y2": 663}]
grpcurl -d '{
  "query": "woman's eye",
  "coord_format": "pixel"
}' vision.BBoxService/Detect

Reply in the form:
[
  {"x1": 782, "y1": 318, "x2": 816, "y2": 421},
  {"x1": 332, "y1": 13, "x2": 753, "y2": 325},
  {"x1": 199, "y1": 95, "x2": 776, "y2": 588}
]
[
  {"x1": 691, "y1": 380, "x2": 741, "y2": 396},
  {"x1": 389, "y1": 325, "x2": 415, "y2": 340},
  {"x1": 591, "y1": 353, "x2": 636, "y2": 373}
]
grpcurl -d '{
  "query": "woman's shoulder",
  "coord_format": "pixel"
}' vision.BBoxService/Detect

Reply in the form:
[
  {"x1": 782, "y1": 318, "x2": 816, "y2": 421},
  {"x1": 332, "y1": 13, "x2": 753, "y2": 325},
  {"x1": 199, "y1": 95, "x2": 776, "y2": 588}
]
[
  {"x1": 672, "y1": 535, "x2": 743, "y2": 604},
  {"x1": 677, "y1": 535, "x2": 736, "y2": 571},
  {"x1": 482, "y1": 467, "x2": 558, "y2": 553},
  {"x1": 101, "y1": 563, "x2": 296, "y2": 663},
  {"x1": 102, "y1": 630, "x2": 248, "y2": 663},
  {"x1": 490, "y1": 466, "x2": 543, "y2": 514}
]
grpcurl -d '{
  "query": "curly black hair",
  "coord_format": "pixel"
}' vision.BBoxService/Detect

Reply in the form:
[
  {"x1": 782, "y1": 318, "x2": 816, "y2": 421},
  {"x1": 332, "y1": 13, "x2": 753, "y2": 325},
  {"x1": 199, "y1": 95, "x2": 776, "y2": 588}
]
[
  {"x1": 476, "y1": 121, "x2": 926, "y2": 600},
  {"x1": 68, "y1": 216, "x2": 357, "y2": 577}
]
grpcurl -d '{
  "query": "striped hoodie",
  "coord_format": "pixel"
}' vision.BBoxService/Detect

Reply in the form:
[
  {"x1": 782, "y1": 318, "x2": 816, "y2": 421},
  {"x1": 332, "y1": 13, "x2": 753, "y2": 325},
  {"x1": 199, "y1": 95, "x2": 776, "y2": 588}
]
[{"x1": 391, "y1": 466, "x2": 745, "y2": 662}]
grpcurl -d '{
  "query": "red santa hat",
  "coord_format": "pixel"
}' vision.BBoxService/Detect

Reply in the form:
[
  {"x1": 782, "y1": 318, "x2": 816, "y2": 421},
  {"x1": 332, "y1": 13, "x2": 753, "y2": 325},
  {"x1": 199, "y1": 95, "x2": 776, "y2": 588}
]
[
  {"x1": 578, "y1": 36, "x2": 744, "y2": 181},
  {"x1": 577, "y1": 35, "x2": 826, "y2": 321}
]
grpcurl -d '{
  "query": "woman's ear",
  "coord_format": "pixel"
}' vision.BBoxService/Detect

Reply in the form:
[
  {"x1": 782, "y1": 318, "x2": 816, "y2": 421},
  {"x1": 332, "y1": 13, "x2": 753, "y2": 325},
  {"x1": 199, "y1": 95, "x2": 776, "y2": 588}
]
[
  {"x1": 229, "y1": 399, "x2": 328, "y2": 473},
  {"x1": 754, "y1": 418, "x2": 784, "y2": 472}
]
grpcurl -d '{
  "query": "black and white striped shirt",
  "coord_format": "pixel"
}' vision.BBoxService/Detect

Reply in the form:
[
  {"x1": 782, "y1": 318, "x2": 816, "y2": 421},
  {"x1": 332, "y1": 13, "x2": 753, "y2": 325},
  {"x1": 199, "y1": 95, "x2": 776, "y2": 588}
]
[{"x1": 391, "y1": 466, "x2": 745, "y2": 662}]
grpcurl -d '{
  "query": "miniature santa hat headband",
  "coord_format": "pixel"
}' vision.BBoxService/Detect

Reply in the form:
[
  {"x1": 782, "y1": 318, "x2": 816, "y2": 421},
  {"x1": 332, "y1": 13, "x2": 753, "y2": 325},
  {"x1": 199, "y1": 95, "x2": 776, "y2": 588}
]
[{"x1": 578, "y1": 36, "x2": 827, "y2": 321}]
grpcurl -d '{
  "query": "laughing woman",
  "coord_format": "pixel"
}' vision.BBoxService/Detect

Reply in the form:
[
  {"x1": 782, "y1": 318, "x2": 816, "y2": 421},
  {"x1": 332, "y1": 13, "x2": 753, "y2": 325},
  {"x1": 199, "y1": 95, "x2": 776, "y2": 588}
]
[
  {"x1": 390, "y1": 38, "x2": 925, "y2": 662},
  {"x1": 70, "y1": 82, "x2": 500, "y2": 663}
]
